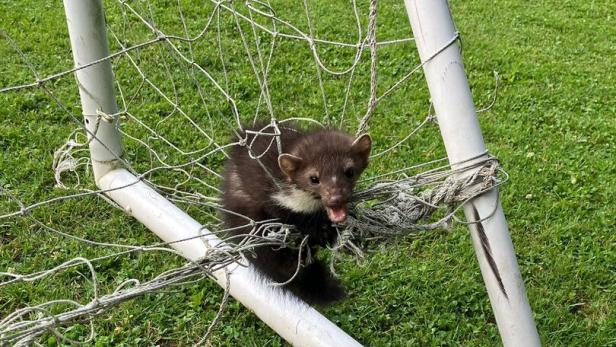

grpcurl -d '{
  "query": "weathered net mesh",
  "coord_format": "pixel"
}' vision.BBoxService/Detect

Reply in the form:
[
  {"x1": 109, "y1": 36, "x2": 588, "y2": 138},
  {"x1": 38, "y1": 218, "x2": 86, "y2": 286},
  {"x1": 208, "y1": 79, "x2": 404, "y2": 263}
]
[{"x1": 0, "y1": 0, "x2": 500, "y2": 344}]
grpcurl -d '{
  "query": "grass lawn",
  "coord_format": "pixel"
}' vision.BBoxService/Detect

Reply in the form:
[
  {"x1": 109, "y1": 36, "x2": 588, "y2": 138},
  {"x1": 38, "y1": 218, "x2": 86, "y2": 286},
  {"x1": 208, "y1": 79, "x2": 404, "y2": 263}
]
[{"x1": 1, "y1": 0, "x2": 614, "y2": 346}]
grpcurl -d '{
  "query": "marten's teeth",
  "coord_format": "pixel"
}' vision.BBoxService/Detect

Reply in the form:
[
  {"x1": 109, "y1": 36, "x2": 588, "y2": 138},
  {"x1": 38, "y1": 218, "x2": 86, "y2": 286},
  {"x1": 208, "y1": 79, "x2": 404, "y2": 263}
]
[{"x1": 326, "y1": 205, "x2": 347, "y2": 223}]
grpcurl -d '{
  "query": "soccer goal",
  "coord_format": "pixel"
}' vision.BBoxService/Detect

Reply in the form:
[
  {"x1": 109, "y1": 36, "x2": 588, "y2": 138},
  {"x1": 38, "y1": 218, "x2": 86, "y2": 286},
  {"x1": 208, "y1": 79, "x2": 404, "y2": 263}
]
[{"x1": 1, "y1": 0, "x2": 539, "y2": 345}]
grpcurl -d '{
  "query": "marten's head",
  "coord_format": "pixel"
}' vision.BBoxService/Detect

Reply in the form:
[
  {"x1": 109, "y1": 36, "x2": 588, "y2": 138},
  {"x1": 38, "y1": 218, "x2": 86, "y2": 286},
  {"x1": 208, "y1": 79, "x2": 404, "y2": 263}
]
[{"x1": 277, "y1": 129, "x2": 371, "y2": 223}]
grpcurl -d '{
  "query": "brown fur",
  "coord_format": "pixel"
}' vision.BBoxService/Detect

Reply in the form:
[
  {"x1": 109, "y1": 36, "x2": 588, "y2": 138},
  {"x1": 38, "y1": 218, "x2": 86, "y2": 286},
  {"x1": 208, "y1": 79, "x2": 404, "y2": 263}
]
[{"x1": 221, "y1": 123, "x2": 371, "y2": 306}]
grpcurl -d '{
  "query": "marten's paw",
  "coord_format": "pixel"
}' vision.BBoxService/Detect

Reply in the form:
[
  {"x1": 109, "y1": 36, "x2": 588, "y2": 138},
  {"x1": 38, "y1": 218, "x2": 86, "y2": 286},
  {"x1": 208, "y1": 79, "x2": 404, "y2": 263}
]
[
  {"x1": 308, "y1": 224, "x2": 338, "y2": 247},
  {"x1": 286, "y1": 260, "x2": 346, "y2": 306}
]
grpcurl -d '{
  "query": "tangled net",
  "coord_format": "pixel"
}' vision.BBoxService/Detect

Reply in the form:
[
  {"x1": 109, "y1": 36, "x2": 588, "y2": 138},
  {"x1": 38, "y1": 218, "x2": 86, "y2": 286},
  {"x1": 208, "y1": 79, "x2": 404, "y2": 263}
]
[{"x1": 0, "y1": 0, "x2": 501, "y2": 344}]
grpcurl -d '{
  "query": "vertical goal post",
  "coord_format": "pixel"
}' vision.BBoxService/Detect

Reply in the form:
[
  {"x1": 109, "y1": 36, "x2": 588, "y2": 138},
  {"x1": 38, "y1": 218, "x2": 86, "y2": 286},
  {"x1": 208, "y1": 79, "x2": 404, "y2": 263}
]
[
  {"x1": 403, "y1": 1, "x2": 541, "y2": 346},
  {"x1": 62, "y1": 0, "x2": 540, "y2": 346}
]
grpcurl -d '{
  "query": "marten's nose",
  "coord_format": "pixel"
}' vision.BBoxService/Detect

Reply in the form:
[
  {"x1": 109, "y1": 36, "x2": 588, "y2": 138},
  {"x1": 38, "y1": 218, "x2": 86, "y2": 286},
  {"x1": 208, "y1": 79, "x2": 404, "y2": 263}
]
[
  {"x1": 326, "y1": 193, "x2": 343, "y2": 206},
  {"x1": 325, "y1": 189, "x2": 344, "y2": 206}
]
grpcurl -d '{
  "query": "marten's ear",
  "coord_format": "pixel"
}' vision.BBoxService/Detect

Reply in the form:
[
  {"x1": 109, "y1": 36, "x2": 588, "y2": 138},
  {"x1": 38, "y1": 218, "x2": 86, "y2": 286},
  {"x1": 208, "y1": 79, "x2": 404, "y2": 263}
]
[
  {"x1": 278, "y1": 154, "x2": 303, "y2": 178},
  {"x1": 351, "y1": 134, "x2": 372, "y2": 163}
]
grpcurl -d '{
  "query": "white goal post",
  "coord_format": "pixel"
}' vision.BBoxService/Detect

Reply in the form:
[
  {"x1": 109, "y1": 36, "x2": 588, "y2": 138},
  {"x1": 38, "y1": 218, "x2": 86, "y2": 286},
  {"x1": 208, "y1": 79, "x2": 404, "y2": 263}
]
[
  {"x1": 404, "y1": 1, "x2": 541, "y2": 346},
  {"x1": 63, "y1": 0, "x2": 540, "y2": 346}
]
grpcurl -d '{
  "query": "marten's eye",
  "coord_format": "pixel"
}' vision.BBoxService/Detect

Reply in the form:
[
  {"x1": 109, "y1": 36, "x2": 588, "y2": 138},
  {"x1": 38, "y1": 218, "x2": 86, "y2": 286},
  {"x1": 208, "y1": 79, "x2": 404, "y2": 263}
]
[
  {"x1": 344, "y1": 168, "x2": 355, "y2": 178},
  {"x1": 309, "y1": 175, "x2": 320, "y2": 185}
]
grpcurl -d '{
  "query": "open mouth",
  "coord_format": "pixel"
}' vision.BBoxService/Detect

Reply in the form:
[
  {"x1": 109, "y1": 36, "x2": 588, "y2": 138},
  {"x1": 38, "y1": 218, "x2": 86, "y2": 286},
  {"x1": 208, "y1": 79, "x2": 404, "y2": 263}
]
[{"x1": 325, "y1": 205, "x2": 348, "y2": 223}]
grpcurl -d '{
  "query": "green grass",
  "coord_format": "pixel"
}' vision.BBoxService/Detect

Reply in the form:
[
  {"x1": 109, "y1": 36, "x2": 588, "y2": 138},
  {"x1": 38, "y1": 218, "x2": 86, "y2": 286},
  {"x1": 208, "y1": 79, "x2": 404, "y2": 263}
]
[{"x1": 1, "y1": 0, "x2": 615, "y2": 346}]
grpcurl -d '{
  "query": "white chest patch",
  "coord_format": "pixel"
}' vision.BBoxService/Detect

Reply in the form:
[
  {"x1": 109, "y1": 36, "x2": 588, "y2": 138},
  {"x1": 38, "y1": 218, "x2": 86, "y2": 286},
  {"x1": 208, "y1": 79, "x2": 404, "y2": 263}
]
[{"x1": 272, "y1": 187, "x2": 322, "y2": 214}]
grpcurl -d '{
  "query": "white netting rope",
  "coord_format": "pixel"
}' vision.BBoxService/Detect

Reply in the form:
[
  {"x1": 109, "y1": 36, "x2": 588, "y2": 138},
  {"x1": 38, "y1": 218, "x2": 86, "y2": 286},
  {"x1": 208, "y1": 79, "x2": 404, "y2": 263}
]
[{"x1": 0, "y1": 0, "x2": 501, "y2": 344}]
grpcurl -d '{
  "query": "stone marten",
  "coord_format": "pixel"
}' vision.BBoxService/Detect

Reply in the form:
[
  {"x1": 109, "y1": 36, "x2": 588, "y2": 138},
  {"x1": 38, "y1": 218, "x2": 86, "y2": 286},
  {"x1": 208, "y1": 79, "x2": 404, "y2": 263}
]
[{"x1": 221, "y1": 123, "x2": 371, "y2": 306}]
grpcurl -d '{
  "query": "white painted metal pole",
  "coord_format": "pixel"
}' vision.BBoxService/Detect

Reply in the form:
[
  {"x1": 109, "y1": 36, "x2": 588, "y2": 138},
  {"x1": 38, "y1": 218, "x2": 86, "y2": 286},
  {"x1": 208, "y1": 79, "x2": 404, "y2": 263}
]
[
  {"x1": 64, "y1": 0, "x2": 123, "y2": 182},
  {"x1": 98, "y1": 169, "x2": 362, "y2": 347},
  {"x1": 64, "y1": 1, "x2": 360, "y2": 345},
  {"x1": 403, "y1": 1, "x2": 540, "y2": 346}
]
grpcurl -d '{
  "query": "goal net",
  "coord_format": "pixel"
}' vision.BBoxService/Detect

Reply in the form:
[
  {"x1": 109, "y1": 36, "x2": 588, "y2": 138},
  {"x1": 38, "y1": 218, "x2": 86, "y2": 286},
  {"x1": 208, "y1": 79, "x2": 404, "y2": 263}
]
[{"x1": 0, "y1": 0, "x2": 511, "y2": 345}]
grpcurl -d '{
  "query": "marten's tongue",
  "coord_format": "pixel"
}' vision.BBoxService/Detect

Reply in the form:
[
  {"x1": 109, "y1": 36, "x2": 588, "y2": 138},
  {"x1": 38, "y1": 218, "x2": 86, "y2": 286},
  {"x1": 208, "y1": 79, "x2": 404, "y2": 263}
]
[{"x1": 326, "y1": 205, "x2": 348, "y2": 223}]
